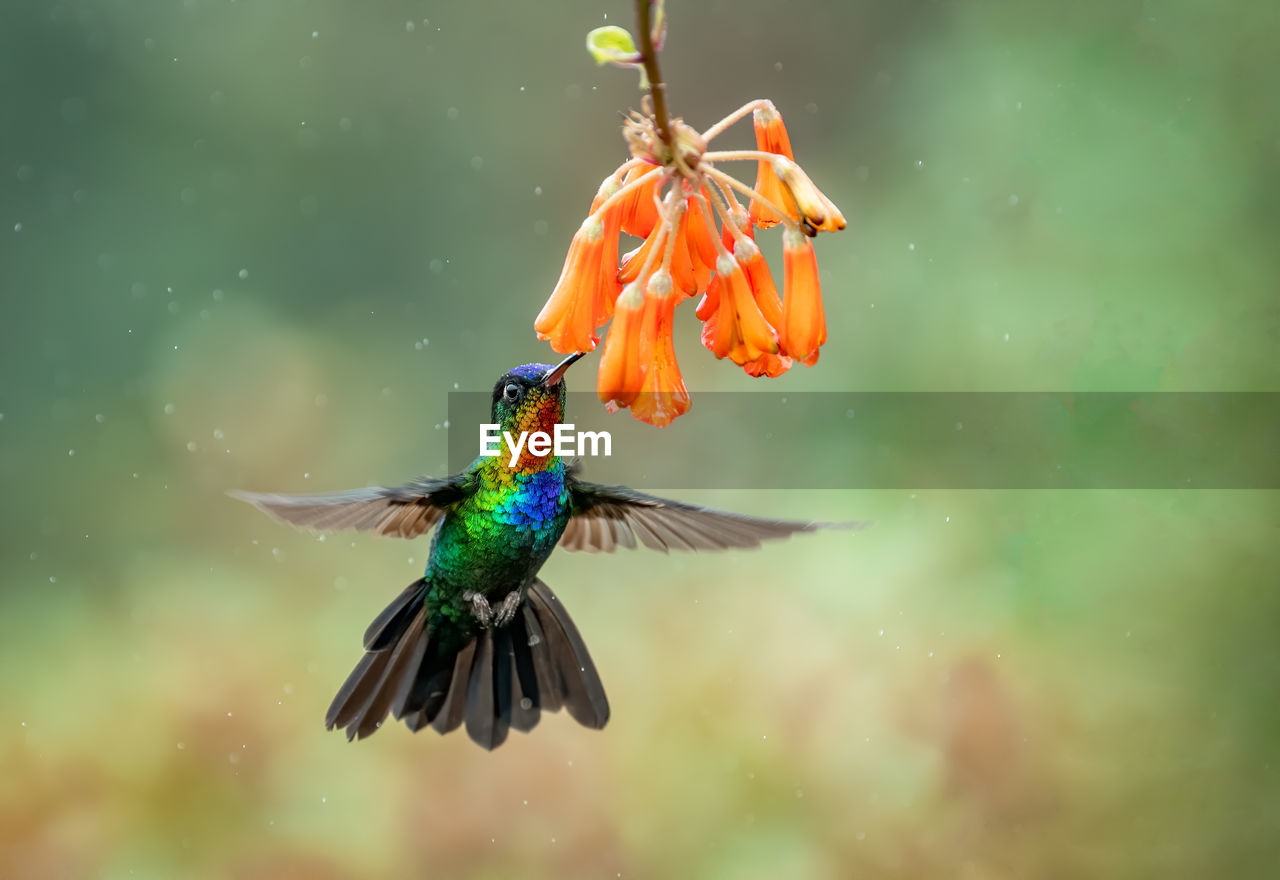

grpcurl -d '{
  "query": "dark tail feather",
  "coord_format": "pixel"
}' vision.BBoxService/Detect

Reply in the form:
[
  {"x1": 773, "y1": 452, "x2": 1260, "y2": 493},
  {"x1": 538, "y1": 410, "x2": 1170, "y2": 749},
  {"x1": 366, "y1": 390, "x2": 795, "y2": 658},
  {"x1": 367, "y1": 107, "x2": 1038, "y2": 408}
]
[
  {"x1": 325, "y1": 610, "x2": 425, "y2": 740},
  {"x1": 363, "y1": 577, "x2": 426, "y2": 650},
  {"x1": 327, "y1": 578, "x2": 609, "y2": 748},
  {"x1": 526, "y1": 579, "x2": 610, "y2": 730},
  {"x1": 507, "y1": 611, "x2": 541, "y2": 732}
]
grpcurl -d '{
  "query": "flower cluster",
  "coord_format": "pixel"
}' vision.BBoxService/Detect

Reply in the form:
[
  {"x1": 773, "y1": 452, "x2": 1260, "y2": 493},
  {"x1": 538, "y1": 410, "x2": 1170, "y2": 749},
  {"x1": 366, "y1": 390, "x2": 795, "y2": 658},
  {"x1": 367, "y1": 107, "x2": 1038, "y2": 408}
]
[{"x1": 534, "y1": 99, "x2": 845, "y2": 427}]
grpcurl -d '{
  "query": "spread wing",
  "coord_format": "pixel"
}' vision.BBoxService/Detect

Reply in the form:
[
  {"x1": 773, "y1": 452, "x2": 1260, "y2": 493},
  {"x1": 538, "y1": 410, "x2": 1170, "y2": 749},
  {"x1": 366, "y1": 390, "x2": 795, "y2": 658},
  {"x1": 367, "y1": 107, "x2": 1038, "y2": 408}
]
[
  {"x1": 559, "y1": 478, "x2": 853, "y2": 553},
  {"x1": 229, "y1": 474, "x2": 473, "y2": 539}
]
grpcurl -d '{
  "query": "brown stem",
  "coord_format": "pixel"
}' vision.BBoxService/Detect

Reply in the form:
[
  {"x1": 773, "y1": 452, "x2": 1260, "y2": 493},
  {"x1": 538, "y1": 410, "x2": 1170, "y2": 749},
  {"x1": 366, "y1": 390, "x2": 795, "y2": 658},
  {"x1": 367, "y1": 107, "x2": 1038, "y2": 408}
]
[{"x1": 635, "y1": 0, "x2": 671, "y2": 149}]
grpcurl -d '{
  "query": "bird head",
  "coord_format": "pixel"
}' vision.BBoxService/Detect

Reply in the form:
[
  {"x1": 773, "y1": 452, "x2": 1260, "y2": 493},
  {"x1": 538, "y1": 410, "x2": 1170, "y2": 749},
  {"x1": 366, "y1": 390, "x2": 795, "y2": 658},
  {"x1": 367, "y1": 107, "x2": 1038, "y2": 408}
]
[{"x1": 490, "y1": 351, "x2": 585, "y2": 435}]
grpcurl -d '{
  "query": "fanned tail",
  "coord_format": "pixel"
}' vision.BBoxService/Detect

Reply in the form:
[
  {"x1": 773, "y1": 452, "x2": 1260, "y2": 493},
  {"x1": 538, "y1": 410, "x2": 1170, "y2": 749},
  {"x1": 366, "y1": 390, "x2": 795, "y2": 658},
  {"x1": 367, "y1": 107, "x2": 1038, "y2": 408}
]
[{"x1": 325, "y1": 578, "x2": 609, "y2": 749}]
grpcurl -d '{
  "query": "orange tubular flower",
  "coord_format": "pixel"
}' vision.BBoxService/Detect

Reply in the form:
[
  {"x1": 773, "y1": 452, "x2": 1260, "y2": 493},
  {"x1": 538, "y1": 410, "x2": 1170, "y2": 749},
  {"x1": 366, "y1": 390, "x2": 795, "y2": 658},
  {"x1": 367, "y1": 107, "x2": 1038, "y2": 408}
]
[
  {"x1": 619, "y1": 164, "x2": 660, "y2": 238},
  {"x1": 619, "y1": 225, "x2": 665, "y2": 284},
  {"x1": 595, "y1": 198, "x2": 623, "y2": 324},
  {"x1": 749, "y1": 105, "x2": 797, "y2": 229},
  {"x1": 687, "y1": 194, "x2": 720, "y2": 270},
  {"x1": 733, "y1": 236, "x2": 793, "y2": 378},
  {"x1": 630, "y1": 284, "x2": 690, "y2": 427},
  {"x1": 772, "y1": 157, "x2": 846, "y2": 235},
  {"x1": 781, "y1": 227, "x2": 826, "y2": 366},
  {"x1": 596, "y1": 282, "x2": 646, "y2": 406},
  {"x1": 701, "y1": 254, "x2": 778, "y2": 365},
  {"x1": 668, "y1": 208, "x2": 700, "y2": 296},
  {"x1": 534, "y1": 213, "x2": 608, "y2": 354}
]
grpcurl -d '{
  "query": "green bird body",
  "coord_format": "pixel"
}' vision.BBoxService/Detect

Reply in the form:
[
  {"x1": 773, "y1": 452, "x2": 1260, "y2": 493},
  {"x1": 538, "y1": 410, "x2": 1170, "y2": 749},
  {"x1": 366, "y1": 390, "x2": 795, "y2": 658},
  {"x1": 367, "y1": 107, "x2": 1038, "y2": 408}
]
[{"x1": 233, "y1": 353, "x2": 835, "y2": 749}]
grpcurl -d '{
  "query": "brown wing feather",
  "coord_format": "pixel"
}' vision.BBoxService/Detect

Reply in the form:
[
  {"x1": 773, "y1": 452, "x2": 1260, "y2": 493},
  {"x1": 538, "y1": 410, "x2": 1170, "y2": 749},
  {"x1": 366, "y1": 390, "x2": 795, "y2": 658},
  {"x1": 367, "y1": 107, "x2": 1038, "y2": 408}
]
[
  {"x1": 228, "y1": 474, "x2": 471, "y2": 539},
  {"x1": 560, "y1": 478, "x2": 857, "y2": 553}
]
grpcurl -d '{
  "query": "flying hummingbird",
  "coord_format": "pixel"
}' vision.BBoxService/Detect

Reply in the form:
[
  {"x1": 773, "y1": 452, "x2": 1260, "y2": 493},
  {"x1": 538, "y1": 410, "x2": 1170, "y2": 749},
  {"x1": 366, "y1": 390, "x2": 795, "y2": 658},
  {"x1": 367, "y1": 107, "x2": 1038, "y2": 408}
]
[{"x1": 231, "y1": 352, "x2": 835, "y2": 750}]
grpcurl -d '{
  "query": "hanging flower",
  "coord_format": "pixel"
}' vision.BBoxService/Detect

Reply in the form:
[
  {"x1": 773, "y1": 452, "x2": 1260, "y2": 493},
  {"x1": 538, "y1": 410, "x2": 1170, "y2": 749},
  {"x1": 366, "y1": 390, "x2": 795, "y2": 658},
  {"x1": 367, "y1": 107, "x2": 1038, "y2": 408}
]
[
  {"x1": 534, "y1": 176, "x2": 625, "y2": 353},
  {"x1": 596, "y1": 281, "x2": 646, "y2": 407},
  {"x1": 536, "y1": 13, "x2": 846, "y2": 427},
  {"x1": 630, "y1": 273, "x2": 690, "y2": 426},
  {"x1": 749, "y1": 105, "x2": 795, "y2": 229},
  {"x1": 781, "y1": 227, "x2": 826, "y2": 366}
]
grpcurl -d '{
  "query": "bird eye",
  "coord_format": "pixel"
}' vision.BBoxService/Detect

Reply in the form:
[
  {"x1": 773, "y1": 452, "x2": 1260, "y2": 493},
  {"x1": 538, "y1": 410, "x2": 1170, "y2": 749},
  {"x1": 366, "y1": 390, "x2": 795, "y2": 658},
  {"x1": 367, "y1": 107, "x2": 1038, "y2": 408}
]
[{"x1": 503, "y1": 383, "x2": 520, "y2": 401}]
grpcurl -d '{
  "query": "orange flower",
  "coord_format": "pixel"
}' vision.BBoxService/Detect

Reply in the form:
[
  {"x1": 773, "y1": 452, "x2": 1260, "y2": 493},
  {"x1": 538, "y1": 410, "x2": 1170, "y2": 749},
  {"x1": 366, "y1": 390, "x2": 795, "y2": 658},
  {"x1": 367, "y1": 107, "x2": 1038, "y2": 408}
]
[
  {"x1": 596, "y1": 281, "x2": 646, "y2": 406},
  {"x1": 772, "y1": 157, "x2": 846, "y2": 234},
  {"x1": 594, "y1": 193, "x2": 623, "y2": 324},
  {"x1": 619, "y1": 164, "x2": 660, "y2": 238},
  {"x1": 534, "y1": 213, "x2": 608, "y2": 354},
  {"x1": 687, "y1": 193, "x2": 720, "y2": 271},
  {"x1": 619, "y1": 224, "x2": 664, "y2": 284},
  {"x1": 733, "y1": 234, "x2": 793, "y2": 378},
  {"x1": 743, "y1": 351, "x2": 793, "y2": 377},
  {"x1": 668, "y1": 206, "x2": 701, "y2": 296},
  {"x1": 630, "y1": 283, "x2": 690, "y2": 427},
  {"x1": 781, "y1": 227, "x2": 826, "y2": 366},
  {"x1": 749, "y1": 106, "x2": 797, "y2": 229},
  {"x1": 701, "y1": 254, "x2": 778, "y2": 365}
]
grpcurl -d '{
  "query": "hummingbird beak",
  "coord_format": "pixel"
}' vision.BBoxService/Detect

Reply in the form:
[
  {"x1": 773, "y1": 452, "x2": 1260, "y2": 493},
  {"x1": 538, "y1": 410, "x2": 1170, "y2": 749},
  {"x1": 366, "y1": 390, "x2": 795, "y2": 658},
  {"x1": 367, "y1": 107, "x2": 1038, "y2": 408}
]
[{"x1": 541, "y1": 351, "x2": 585, "y2": 388}]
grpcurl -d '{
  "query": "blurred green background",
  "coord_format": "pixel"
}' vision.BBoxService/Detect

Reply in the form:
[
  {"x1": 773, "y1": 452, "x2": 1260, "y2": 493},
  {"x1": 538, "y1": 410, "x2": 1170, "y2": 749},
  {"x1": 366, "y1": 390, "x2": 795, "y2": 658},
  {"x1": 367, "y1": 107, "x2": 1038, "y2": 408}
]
[{"x1": 2, "y1": 0, "x2": 1278, "y2": 877}]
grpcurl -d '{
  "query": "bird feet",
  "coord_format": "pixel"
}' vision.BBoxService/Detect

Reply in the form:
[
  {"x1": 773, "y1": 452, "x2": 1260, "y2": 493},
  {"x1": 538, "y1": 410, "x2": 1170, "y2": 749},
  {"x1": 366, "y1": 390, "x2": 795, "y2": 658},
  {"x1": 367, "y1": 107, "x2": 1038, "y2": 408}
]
[{"x1": 462, "y1": 590, "x2": 521, "y2": 628}]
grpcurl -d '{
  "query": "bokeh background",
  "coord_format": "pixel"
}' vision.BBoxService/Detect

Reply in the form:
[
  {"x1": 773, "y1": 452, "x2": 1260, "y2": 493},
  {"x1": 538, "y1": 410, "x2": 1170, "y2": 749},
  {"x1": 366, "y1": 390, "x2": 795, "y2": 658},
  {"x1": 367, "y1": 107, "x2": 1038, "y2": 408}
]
[{"x1": 2, "y1": 0, "x2": 1278, "y2": 877}]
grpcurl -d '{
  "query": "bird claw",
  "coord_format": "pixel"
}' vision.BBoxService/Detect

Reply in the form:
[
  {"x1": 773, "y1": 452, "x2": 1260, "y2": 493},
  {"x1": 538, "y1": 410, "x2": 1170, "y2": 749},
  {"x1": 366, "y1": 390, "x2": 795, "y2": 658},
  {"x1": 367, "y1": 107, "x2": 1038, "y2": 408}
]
[
  {"x1": 493, "y1": 591, "x2": 521, "y2": 628},
  {"x1": 463, "y1": 589, "x2": 521, "y2": 628},
  {"x1": 463, "y1": 590, "x2": 494, "y2": 627}
]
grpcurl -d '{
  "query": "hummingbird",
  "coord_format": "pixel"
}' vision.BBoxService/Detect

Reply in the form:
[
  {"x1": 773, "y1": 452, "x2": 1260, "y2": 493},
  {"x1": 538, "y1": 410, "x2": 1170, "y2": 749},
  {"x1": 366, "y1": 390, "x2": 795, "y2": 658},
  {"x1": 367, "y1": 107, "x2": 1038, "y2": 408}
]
[{"x1": 231, "y1": 352, "x2": 836, "y2": 750}]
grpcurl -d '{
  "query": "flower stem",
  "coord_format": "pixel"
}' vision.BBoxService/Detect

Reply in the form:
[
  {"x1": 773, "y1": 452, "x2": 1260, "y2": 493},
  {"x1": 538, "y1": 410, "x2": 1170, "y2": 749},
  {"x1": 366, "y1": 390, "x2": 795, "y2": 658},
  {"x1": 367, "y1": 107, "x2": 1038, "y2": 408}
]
[
  {"x1": 701, "y1": 149, "x2": 786, "y2": 164},
  {"x1": 702, "y1": 166, "x2": 800, "y2": 234},
  {"x1": 636, "y1": 0, "x2": 671, "y2": 148},
  {"x1": 586, "y1": 166, "x2": 665, "y2": 225},
  {"x1": 703, "y1": 186, "x2": 754, "y2": 255},
  {"x1": 700, "y1": 100, "x2": 775, "y2": 143}
]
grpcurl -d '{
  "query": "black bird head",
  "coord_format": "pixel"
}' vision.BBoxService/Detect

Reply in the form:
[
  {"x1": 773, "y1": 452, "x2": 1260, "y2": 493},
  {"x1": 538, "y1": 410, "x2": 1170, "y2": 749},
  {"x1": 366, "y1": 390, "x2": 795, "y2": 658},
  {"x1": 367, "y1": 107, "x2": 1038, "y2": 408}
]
[{"x1": 490, "y1": 351, "x2": 585, "y2": 431}]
